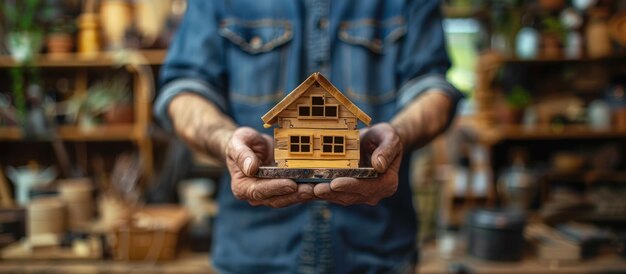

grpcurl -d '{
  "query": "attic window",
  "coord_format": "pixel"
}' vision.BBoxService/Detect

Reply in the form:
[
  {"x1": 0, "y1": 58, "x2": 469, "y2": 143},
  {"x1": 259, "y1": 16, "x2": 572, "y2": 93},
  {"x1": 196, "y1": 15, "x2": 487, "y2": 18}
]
[
  {"x1": 298, "y1": 106, "x2": 310, "y2": 116},
  {"x1": 322, "y1": 136, "x2": 345, "y2": 154},
  {"x1": 298, "y1": 95, "x2": 339, "y2": 118},
  {"x1": 312, "y1": 96, "x2": 324, "y2": 106},
  {"x1": 325, "y1": 106, "x2": 337, "y2": 117}
]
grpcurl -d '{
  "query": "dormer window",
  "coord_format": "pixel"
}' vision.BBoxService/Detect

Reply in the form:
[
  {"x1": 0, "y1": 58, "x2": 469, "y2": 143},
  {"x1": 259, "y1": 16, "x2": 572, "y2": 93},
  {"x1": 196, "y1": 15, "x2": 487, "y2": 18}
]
[{"x1": 298, "y1": 95, "x2": 338, "y2": 119}]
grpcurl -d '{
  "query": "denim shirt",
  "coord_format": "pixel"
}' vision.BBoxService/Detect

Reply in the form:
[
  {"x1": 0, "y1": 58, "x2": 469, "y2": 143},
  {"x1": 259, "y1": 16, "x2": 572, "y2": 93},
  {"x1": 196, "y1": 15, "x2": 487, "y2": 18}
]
[{"x1": 154, "y1": 0, "x2": 463, "y2": 273}]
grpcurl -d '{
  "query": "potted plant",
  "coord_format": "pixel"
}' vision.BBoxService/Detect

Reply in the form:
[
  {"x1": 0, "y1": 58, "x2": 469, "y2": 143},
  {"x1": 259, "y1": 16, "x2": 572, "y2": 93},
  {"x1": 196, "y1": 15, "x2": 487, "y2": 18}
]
[
  {"x1": 77, "y1": 76, "x2": 133, "y2": 128},
  {"x1": 541, "y1": 17, "x2": 567, "y2": 59},
  {"x1": 2, "y1": 0, "x2": 44, "y2": 63},
  {"x1": 500, "y1": 86, "x2": 532, "y2": 125},
  {"x1": 45, "y1": 20, "x2": 76, "y2": 58}
]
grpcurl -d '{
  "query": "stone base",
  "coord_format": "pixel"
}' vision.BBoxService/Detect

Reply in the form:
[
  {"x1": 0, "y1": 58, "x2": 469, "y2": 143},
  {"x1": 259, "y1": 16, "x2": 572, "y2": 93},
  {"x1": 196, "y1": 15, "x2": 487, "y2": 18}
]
[{"x1": 256, "y1": 166, "x2": 378, "y2": 183}]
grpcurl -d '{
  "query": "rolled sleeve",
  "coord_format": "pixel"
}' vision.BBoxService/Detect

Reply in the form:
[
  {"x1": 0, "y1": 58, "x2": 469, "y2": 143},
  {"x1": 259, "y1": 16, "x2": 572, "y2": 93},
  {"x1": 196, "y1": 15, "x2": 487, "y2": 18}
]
[
  {"x1": 394, "y1": 0, "x2": 464, "y2": 122},
  {"x1": 396, "y1": 73, "x2": 460, "y2": 107},
  {"x1": 153, "y1": 0, "x2": 227, "y2": 131},
  {"x1": 396, "y1": 73, "x2": 464, "y2": 119},
  {"x1": 153, "y1": 79, "x2": 228, "y2": 131}
]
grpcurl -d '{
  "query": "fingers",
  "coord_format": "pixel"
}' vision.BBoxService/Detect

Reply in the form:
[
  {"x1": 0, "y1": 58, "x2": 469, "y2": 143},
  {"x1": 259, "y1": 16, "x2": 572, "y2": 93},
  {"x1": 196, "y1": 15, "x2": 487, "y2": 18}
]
[
  {"x1": 250, "y1": 183, "x2": 315, "y2": 208},
  {"x1": 330, "y1": 176, "x2": 394, "y2": 203},
  {"x1": 232, "y1": 178, "x2": 297, "y2": 201},
  {"x1": 313, "y1": 182, "x2": 366, "y2": 206},
  {"x1": 329, "y1": 177, "x2": 361, "y2": 193}
]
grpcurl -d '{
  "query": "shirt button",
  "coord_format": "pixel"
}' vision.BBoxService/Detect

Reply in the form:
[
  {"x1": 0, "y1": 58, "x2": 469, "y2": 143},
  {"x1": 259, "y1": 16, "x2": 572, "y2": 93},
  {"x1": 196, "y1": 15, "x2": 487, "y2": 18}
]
[
  {"x1": 250, "y1": 36, "x2": 262, "y2": 50},
  {"x1": 317, "y1": 18, "x2": 329, "y2": 29}
]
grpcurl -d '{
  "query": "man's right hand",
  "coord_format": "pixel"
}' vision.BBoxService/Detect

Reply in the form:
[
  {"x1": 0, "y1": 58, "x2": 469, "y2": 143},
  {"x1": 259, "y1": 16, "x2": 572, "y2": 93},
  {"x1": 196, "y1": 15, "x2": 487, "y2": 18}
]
[
  {"x1": 225, "y1": 127, "x2": 315, "y2": 208},
  {"x1": 170, "y1": 94, "x2": 314, "y2": 208}
]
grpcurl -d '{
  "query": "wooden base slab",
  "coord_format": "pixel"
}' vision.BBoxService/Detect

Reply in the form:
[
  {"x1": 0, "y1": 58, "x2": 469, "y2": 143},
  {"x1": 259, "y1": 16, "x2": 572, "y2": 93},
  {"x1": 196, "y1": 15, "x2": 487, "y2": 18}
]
[{"x1": 256, "y1": 166, "x2": 378, "y2": 183}]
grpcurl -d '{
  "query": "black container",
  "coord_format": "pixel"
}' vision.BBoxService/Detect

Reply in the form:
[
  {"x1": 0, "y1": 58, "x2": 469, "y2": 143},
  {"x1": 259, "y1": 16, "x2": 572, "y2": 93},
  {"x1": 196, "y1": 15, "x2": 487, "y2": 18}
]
[
  {"x1": 0, "y1": 208, "x2": 26, "y2": 248},
  {"x1": 467, "y1": 209, "x2": 527, "y2": 262}
]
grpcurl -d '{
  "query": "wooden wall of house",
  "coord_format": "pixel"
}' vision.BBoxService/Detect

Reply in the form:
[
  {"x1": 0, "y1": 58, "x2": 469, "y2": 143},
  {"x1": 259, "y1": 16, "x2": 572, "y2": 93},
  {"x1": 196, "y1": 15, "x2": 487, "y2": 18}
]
[
  {"x1": 274, "y1": 128, "x2": 360, "y2": 168},
  {"x1": 277, "y1": 85, "x2": 358, "y2": 130}
]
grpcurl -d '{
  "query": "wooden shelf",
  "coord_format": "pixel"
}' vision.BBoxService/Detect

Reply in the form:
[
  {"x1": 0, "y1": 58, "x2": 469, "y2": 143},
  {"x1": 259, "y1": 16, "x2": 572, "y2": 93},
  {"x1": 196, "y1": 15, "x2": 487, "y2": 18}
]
[
  {"x1": 0, "y1": 50, "x2": 167, "y2": 68},
  {"x1": 461, "y1": 124, "x2": 626, "y2": 144},
  {"x1": 542, "y1": 170, "x2": 626, "y2": 182},
  {"x1": 0, "y1": 126, "x2": 22, "y2": 140},
  {"x1": 579, "y1": 214, "x2": 626, "y2": 222},
  {"x1": 501, "y1": 55, "x2": 626, "y2": 65},
  {"x1": 0, "y1": 125, "x2": 139, "y2": 141}
]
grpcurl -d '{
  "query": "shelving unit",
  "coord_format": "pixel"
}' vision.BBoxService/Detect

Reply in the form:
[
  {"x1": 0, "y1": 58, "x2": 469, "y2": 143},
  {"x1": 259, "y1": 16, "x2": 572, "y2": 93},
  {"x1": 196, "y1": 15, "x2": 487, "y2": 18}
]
[
  {"x1": 445, "y1": 52, "x2": 626, "y2": 226},
  {"x1": 0, "y1": 50, "x2": 166, "y2": 178},
  {"x1": 461, "y1": 124, "x2": 626, "y2": 144},
  {"x1": 0, "y1": 50, "x2": 167, "y2": 68}
]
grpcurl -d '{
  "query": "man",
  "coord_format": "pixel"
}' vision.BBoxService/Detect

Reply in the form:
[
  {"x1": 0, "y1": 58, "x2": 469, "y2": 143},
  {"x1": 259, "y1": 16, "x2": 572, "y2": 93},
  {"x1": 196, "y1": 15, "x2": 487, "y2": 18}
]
[{"x1": 154, "y1": 0, "x2": 463, "y2": 273}]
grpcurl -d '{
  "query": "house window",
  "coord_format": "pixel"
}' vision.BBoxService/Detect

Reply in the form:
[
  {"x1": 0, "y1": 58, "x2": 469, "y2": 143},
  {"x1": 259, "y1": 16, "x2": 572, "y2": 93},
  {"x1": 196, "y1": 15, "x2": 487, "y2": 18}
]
[
  {"x1": 298, "y1": 106, "x2": 310, "y2": 116},
  {"x1": 289, "y1": 135, "x2": 312, "y2": 153},
  {"x1": 311, "y1": 96, "x2": 324, "y2": 116},
  {"x1": 298, "y1": 95, "x2": 338, "y2": 118},
  {"x1": 322, "y1": 136, "x2": 345, "y2": 154}
]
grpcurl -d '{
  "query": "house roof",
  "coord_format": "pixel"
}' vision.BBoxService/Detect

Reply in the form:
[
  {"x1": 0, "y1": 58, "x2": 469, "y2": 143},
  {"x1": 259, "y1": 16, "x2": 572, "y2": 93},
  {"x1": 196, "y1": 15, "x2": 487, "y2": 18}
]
[{"x1": 261, "y1": 72, "x2": 372, "y2": 128}]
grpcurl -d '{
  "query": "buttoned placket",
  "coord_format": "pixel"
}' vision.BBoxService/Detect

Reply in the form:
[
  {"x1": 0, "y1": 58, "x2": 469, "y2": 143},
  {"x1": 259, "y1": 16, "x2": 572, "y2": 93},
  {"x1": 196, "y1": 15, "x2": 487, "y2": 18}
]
[
  {"x1": 298, "y1": 0, "x2": 333, "y2": 273},
  {"x1": 305, "y1": 0, "x2": 330, "y2": 76}
]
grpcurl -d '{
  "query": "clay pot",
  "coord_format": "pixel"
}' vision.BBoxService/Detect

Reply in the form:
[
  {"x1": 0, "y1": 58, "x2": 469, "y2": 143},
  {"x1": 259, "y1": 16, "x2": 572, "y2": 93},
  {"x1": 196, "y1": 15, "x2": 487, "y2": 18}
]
[
  {"x1": 539, "y1": 0, "x2": 566, "y2": 11},
  {"x1": 46, "y1": 33, "x2": 74, "y2": 57},
  {"x1": 499, "y1": 105, "x2": 524, "y2": 125},
  {"x1": 104, "y1": 104, "x2": 134, "y2": 124},
  {"x1": 540, "y1": 33, "x2": 563, "y2": 59}
]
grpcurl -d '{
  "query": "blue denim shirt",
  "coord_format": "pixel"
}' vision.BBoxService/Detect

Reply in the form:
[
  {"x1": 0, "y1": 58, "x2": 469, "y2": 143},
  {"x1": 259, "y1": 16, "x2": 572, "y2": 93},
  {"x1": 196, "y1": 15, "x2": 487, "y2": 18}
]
[{"x1": 154, "y1": 0, "x2": 463, "y2": 273}]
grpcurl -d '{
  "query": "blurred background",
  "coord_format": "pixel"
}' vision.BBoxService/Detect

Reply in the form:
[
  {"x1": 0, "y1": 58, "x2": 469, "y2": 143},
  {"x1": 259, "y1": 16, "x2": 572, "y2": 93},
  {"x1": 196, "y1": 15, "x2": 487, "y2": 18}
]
[{"x1": 1, "y1": 0, "x2": 626, "y2": 273}]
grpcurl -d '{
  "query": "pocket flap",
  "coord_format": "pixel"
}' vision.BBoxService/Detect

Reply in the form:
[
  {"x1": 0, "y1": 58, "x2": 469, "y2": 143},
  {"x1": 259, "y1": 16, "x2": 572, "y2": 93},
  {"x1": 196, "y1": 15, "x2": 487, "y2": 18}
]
[
  {"x1": 219, "y1": 19, "x2": 293, "y2": 54},
  {"x1": 338, "y1": 16, "x2": 406, "y2": 54}
]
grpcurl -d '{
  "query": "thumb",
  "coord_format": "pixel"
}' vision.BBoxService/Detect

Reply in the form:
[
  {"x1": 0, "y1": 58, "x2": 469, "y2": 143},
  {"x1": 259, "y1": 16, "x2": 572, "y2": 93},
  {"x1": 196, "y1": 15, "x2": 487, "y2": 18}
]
[
  {"x1": 229, "y1": 130, "x2": 262, "y2": 177},
  {"x1": 370, "y1": 130, "x2": 402, "y2": 173}
]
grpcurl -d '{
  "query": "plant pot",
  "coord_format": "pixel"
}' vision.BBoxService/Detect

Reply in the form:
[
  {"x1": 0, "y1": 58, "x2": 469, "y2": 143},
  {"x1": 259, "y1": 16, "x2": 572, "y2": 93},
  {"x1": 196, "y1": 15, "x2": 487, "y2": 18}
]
[
  {"x1": 104, "y1": 104, "x2": 134, "y2": 124},
  {"x1": 540, "y1": 33, "x2": 563, "y2": 59},
  {"x1": 6, "y1": 32, "x2": 43, "y2": 63},
  {"x1": 46, "y1": 33, "x2": 74, "y2": 57},
  {"x1": 498, "y1": 105, "x2": 524, "y2": 125},
  {"x1": 539, "y1": 0, "x2": 565, "y2": 11}
]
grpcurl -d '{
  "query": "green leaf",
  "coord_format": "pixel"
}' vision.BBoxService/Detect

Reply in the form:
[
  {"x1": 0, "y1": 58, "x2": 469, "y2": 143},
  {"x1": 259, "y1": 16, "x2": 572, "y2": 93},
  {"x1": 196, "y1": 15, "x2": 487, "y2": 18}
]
[{"x1": 506, "y1": 86, "x2": 532, "y2": 109}]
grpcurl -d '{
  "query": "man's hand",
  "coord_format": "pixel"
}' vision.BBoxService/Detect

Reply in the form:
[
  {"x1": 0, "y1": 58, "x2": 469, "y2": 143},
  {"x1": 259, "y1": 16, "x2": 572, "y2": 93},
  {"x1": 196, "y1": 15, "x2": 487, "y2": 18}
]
[
  {"x1": 313, "y1": 123, "x2": 403, "y2": 206},
  {"x1": 226, "y1": 127, "x2": 315, "y2": 208},
  {"x1": 170, "y1": 94, "x2": 314, "y2": 208}
]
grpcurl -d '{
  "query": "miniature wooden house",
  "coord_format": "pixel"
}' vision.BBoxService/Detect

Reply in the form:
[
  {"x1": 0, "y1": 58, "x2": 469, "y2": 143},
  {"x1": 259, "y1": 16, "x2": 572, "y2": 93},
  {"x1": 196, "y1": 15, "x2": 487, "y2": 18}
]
[{"x1": 261, "y1": 72, "x2": 372, "y2": 169}]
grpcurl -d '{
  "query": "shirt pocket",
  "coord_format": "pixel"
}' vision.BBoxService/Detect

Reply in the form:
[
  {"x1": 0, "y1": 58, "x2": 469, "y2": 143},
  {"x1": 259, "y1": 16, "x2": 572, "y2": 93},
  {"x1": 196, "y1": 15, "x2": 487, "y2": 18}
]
[
  {"x1": 219, "y1": 19, "x2": 293, "y2": 106},
  {"x1": 337, "y1": 16, "x2": 406, "y2": 109}
]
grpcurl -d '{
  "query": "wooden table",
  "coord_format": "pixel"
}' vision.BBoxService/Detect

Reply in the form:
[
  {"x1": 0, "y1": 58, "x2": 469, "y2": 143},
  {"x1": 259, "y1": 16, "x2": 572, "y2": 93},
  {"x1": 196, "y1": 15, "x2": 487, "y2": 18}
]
[
  {"x1": 2, "y1": 246, "x2": 626, "y2": 274},
  {"x1": 419, "y1": 245, "x2": 626, "y2": 274},
  {"x1": 0, "y1": 251, "x2": 215, "y2": 274}
]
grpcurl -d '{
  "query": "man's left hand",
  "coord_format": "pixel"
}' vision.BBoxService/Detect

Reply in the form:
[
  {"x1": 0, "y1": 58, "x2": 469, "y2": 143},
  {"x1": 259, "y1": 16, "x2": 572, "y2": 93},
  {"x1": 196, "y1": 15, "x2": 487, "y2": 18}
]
[{"x1": 313, "y1": 123, "x2": 403, "y2": 206}]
